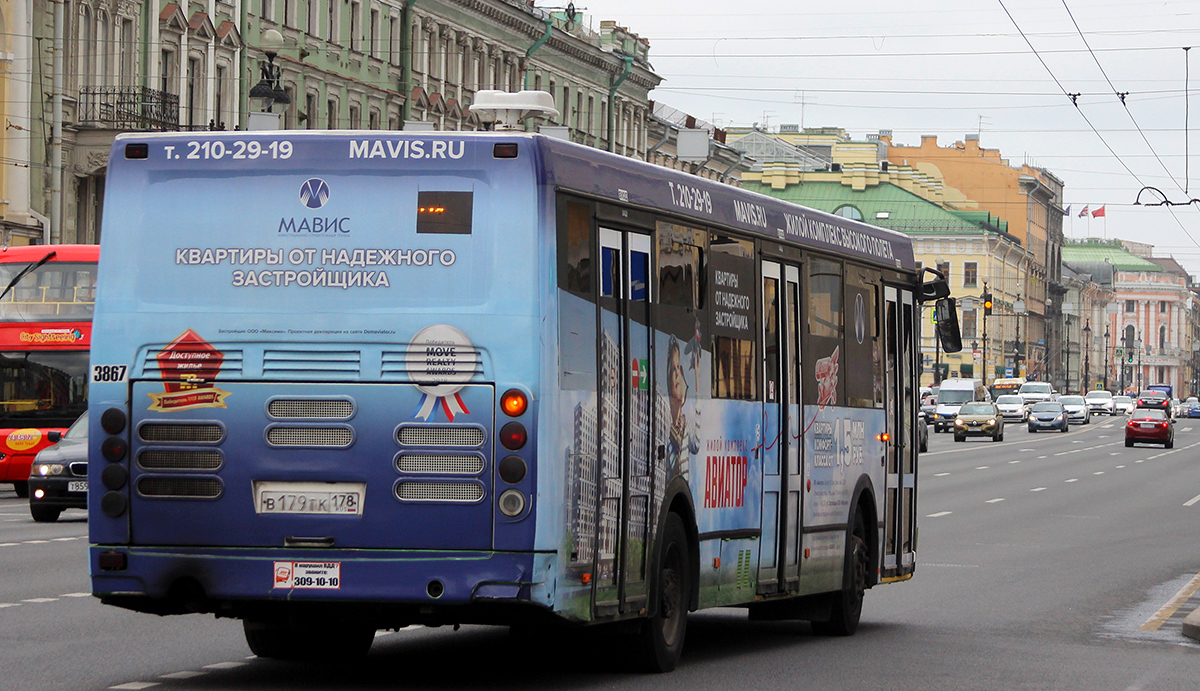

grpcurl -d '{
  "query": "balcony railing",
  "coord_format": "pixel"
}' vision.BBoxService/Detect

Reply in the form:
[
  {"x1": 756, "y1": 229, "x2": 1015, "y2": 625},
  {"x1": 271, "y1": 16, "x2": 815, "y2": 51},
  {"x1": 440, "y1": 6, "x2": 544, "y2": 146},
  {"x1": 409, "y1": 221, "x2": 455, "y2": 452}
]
[{"x1": 78, "y1": 86, "x2": 180, "y2": 131}]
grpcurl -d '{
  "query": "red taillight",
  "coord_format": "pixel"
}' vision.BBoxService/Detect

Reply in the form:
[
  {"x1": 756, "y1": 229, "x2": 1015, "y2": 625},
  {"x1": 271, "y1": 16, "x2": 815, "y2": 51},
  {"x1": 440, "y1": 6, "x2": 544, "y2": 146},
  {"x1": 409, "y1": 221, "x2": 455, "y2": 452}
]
[
  {"x1": 500, "y1": 422, "x2": 527, "y2": 450},
  {"x1": 1160, "y1": 422, "x2": 1169, "y2": 429}
]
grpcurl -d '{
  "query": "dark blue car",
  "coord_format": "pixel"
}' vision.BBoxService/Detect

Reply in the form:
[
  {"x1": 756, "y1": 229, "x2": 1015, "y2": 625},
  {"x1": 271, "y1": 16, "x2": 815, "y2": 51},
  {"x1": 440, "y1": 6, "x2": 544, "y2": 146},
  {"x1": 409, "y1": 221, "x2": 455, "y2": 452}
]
[{"x1": 1028, "y1": 402, "x2": 1069, "y2": 433}]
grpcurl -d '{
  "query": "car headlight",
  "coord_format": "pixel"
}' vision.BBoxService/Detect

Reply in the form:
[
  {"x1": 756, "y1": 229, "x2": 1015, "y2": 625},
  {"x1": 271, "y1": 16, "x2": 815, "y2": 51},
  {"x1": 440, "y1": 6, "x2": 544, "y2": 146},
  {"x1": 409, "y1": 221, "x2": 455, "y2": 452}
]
[
  {"x1": 987, "y1": 419, "x2": 996, "y2": 425},
  {"x1": 1056, "y1": 415, "x2": 1064, "y2": 421},
  {"x1": 37, "y1": 463, "x2": 65, "y2": 476},
  {"x1": 954, "y1": 419, "x2": 965, "y2": 426}
]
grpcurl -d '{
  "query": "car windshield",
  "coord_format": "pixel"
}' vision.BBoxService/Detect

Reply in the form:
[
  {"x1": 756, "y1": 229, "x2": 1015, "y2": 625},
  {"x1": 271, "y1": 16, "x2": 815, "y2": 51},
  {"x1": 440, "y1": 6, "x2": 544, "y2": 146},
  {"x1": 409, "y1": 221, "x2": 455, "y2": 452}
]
[
  {"x1": 939, "y1": 389, "x2": 975, "y2": 405},
  {"x1": 1020, "y1": 383, "x2": 1052, "y2": 394},
  {"x1": 959, "y1": 403, "x2": 993, "y2": 415},
  {"x1": 1132, "y1": 409, "x2": 1167, "y2": 420},
  {"x1": 1059, "y1": 396, "x2": 1085, "y2": 405},
  {"x1": 1113, "y1": 396, "x2": 1131, "y2": 404},
  {"x1": 1188, "y1": 398, "x2": 1199, "y2": 404},
  {"x1": 1138, "y1": 391, "x2": 1165, "y2": 400},
  {"x1": 996, "y1": 395, "x2": 1024, "y2": 404},
  {"x1": 63, "y1": 412, "x2": 87, "y2": 439},
  {"x1": 1032, "y1": 403, "x2": 1062, "y2": 412},
  {"x1": 1085, "y1": 391, "x2": 1112, "y2": 400}
]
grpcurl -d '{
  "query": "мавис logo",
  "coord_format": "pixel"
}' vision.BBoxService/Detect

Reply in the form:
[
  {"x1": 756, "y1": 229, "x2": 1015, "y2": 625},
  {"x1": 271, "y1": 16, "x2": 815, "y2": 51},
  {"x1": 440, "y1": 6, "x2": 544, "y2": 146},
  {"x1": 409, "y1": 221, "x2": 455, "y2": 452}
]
[{"x1": 299, "y1": 178, "x2": 331, "y2": 209}]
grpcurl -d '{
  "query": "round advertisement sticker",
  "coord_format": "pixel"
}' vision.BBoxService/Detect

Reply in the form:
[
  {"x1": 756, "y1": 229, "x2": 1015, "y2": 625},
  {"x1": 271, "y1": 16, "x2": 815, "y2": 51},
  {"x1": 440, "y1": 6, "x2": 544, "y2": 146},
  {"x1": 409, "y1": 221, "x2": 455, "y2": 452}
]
[
  {"x1": 407, "y1": 324, "x2": 476, "y2": 396},
  {"x1": 7, "y1": 428, "x2": 43, "y2": 451}
]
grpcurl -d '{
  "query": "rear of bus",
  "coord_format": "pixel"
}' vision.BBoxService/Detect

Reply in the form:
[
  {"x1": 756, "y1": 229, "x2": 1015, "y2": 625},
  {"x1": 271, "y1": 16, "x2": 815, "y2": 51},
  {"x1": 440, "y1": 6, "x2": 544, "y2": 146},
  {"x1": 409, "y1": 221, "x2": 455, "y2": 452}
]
[{"x1": 89, "y1": 132, "x2": 557, "y2": 640}]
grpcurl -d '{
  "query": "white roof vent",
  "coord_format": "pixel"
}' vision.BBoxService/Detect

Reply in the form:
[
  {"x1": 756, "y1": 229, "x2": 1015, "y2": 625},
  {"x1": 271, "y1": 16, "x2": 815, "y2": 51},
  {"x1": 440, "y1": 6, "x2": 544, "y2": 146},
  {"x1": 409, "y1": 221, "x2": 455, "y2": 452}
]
[{"x1": 469, "y1": 90, "x2": 561, "y2": 131}]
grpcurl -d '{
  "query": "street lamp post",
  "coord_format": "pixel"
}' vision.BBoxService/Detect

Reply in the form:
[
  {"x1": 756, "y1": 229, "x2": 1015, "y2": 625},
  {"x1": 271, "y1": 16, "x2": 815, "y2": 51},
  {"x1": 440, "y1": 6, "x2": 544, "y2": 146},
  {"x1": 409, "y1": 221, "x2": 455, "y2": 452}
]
[
  {"x1": 1083, "y1": 321, "x2": 1092, "y2": 392},
  {"x1": 1103, "y1": 325, "x2": 1110, "y2": 391},
  {"x1": 248, "y1": 29, "x2": 291, "y2": 131},
  {"x1": 1064, "y1": 315, "x2": 1071, "y2": 393},
  {"x1": 1136, "y1": 337, "x2": 1143, "y2": 391}
]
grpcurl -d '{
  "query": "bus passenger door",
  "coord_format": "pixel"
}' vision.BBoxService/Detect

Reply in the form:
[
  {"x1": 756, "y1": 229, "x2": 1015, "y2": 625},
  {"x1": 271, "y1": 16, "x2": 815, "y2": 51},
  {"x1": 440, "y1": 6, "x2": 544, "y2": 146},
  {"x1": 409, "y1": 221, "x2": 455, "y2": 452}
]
[
  {"x1": 594, "y1": 228, "x2": 652, "y2": 616},
  {"x1": 882, "y1": 287, "x2": 917, "y2": 578},
  {"x1": 758, "y1": 261, "x2": 803, "y2": 592}
]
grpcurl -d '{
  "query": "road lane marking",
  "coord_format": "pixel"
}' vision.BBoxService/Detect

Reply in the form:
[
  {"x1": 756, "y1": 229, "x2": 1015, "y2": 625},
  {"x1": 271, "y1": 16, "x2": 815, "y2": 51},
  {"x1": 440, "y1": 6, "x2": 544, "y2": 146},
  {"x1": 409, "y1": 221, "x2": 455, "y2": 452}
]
[
  {"x1": 203, "y1": 662, "x2": 247, "y2": 670},
  {"x1": 160, "y1": 672, "x2": 205, "y2": 680},
  {"x1": 1139, "y1": 571, "x2": 1200, "y2": 631},
  {"x1": 62, "y1": 592, "x2": 90, "y2": 597},
  {"x1": 109, "y1": 683, "x2": 159, "y2": 690},
  {"x1": 1094, "y1": 471, "x2": 1105, "y2": 475},
  {"x1": 1110, "y1": 452, "x2": 1121, "y2": 455},
  {"x1": 934, "y1": 472, "x2": 951, "y2": 477},
  {"x1": 926, "y1": 511, "x2": 953, "y2": 518},
  {"x1": 1009, "y1": 460, "x2": 1021, "y2": 464},
  {"x1": 1030, "y1": 487, "x2": 1047, "y2": 492},
  {"x1": 1116, "y1": 465, "x2": 1125, "y2": 468},
  {"x1": 1038, "y1": 455, "x2": 1047, "y2": 459},
  {"x1": 1055, "y1": 452, "x2": 1069, "y2": 456},
  {"x1": 22, "y1": 598, "x2": 57, "y2": 603},
  {"x1": 0, "y1": 603, "x2": 20, "y2": 608},
  {"x1": 975, "y1": 466, "x2": 989, "y2": 470},
  {"x1": 1020, "y1": 448, "x2": 1034, "y2": 451},
  {"x1": 985, "y1": 498, "x2": 1005, "y2": 503},
  {"x1": 1066, "y1": 478, "x2": 1079, "y2": 483},
  {"x1": 1185, "y1": 493, "x2": 1200, "y2": 507}
]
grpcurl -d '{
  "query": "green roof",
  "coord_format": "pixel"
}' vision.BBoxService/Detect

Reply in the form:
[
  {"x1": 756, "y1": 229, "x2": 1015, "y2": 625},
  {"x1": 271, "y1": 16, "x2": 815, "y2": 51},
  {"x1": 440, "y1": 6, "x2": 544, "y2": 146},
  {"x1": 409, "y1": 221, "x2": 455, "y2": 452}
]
[
  {"x1": 1061, "y1": 241, "x2": 1163, "y2": 271},
  {"x1": 741, "y1": 180, "x2": 1009, "y2": 237}
]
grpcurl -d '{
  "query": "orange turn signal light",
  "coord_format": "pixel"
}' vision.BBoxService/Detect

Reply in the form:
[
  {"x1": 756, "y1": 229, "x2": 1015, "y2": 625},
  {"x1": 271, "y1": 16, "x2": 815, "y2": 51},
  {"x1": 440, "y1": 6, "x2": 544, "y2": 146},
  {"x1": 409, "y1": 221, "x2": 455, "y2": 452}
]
[
  {"x1": 878, "y1": 433, "x2": 891, "y2": 442},
  {"x1": 501, "y1": 389, "x2": 528, "y2": 417}
]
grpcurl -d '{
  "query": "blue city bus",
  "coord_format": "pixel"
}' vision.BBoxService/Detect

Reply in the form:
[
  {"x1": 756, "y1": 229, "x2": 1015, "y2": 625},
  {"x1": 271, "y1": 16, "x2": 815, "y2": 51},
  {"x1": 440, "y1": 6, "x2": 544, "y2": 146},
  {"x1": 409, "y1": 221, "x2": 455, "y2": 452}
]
[{"x1": 89, "y1": 128, "x2": 955, "y2": 670}]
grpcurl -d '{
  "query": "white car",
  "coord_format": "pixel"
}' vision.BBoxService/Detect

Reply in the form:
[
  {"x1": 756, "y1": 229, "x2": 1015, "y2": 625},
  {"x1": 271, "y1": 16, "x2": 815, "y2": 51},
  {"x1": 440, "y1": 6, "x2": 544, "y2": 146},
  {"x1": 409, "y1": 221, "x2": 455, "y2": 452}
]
[
  {"x1": 1084, "y1": 390, "x2": 1114, "y2": 415},
  {"x1": 995, "y1": 395, "x2": 1028, "y2": 421},
  {"x1": 1018, "y1": 381, "x2": 1054, "y2": 406},
  {"x1": 1112, "y1": 395, "x2": 1134, "y2": 415},
  {"x1": 1059, "y1": 395, "x2": 1091, "y2": 424}
]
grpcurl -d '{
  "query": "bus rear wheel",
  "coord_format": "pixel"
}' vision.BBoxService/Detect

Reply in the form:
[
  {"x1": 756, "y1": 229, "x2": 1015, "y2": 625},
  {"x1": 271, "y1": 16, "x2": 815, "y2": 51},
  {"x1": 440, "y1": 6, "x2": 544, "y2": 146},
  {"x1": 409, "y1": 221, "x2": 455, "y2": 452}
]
[
  {"x1": 812, "y1": 511, "x2": 867, "y2": 636},
  {"x1": 243, "y1": 618, "x2": 375, "y2": 661},
  {"x1": 634, "y1": 512, "x2": 690, "y2": 673}
]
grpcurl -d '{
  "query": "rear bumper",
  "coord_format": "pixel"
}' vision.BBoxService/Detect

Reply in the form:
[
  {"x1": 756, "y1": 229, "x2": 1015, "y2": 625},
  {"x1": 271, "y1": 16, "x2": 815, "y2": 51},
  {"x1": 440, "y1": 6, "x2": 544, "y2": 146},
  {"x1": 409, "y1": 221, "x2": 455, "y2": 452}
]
[{"x1": 91, "y1": 545, "x2": 556, "y2": 621}]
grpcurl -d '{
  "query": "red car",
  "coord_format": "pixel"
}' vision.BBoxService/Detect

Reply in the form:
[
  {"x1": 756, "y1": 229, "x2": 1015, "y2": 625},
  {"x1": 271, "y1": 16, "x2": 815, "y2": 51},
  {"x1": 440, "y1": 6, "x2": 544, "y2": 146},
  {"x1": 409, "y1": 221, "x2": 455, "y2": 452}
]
[{"x1": 1125, "y1": 408, "x2": 1174, "y2": 448}]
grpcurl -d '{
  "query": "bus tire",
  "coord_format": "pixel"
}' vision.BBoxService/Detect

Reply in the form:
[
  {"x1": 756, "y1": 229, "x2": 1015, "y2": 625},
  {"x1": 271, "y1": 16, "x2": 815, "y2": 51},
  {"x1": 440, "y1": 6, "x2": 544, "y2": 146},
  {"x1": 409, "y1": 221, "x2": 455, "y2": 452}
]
[
  {"x1": 30, "y1": 505, "x2": 60, "y2": 523},
  {"x1": 812, "y1": 511, "x2": 867, "y2": 636},
  {"x1": 635, "y1": 512, "x2": 689, "y2": 673},
  {"x1": 243, "y1": 618, "x2": 375, "y2": 661},
  {"x1": 12, "y1": 481, "x2": 28, "y2": 498}
]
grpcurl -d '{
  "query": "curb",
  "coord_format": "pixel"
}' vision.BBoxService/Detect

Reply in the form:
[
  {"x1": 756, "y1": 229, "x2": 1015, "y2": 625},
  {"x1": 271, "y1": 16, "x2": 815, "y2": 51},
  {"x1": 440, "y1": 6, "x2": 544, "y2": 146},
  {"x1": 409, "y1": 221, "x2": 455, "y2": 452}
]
[{"x1": 1184, "y1": 608, "x2": 1200, "y2": 642}]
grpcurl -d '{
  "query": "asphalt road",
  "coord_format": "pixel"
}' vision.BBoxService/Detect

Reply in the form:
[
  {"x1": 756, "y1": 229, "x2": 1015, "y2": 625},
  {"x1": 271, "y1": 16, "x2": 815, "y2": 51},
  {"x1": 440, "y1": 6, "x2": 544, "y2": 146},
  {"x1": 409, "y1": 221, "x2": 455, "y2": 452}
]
[{"x1": 1, "y1": 413, "x2": 1198, "y2": 690}]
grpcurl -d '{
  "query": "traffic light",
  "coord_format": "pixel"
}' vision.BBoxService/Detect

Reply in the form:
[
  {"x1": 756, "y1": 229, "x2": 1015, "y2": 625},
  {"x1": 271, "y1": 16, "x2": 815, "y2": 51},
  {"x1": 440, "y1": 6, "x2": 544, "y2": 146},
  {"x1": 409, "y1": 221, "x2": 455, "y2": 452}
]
[
  {"x1": 982, "y1": 293, "x2": 993, "y2": 316},
  {"x1": 1127, "y1": 349, "x2": 1135, "y2": 364}
]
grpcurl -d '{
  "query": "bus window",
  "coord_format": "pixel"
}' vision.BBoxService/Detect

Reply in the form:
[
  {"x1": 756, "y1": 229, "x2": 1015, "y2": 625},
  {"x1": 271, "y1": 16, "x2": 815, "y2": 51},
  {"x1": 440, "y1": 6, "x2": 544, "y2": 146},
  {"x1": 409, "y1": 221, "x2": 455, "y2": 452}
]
[
  {"x1": 805, "y1": 257, "x2": 843, "y2": 406},
  {"x1": 709, "y1": 234, "x2": 756, "y2": 400},
  {"x1": 845, "y1": 266, "x2": 880, "y2": 408}
]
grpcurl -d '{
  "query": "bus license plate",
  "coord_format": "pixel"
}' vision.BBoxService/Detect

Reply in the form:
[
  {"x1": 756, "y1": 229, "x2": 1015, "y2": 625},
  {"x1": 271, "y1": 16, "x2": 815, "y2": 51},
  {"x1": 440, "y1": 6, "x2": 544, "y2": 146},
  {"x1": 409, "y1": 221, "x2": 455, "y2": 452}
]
[
  {"x1": 254, "y1": 482, "x2": 365, "y2": 515},
  {"x1": 274, "y1": 561, "x2": 341, "y2": 589},
  {"x1": 67, "y1": 480, "x2": 87, "y2": 493}
]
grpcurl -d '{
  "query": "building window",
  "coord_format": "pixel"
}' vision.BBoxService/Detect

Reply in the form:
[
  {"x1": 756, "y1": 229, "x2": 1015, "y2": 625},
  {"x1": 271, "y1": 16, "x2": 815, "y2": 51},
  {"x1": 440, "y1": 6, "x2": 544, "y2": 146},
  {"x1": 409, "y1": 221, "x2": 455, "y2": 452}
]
[
  {"x1": 1160, "y1": 325, "x2": 1167, "y2": 349},
  {"x1": 369, "y1": 108, "x2": 380, "y2": 130},
  {"x1": 936, "y1": 261, "x2": 950, "y2": 286},
  {"x1": 963, "y1": 261, "x2": 978, "y2": 288},
  {"x1": 369, "y1": 8, "x2": 380, "y2": 58},
  {"x1": 1160, "y1": 300, "x2": 1168, "y2": 313},
  {"x1": 308, "y1": 0, "x2": 319, "y2": 35},
  {"x1": 833, "y1": 205, "x2": 863, "y2": 221},
  {"x1": 327, "y1": 98, "x2": 338, "y2": 128},
  {"x1": 1157, "y1": 365, "x2": 1166, "y2": 383},
  {"x1": 306, "y1": 92, "x2": 319, "y2": 129},
  {"x1": 350, "y1": 1, "x2": 362, "y2": 52},
  {"x1": 962, "y1": 308, "x2": 978, "y2": 339},
  {"x1": 349, "y1": 104, "x2": 361, "y2": 129},
  {"x1": 1125, "y1": 300, "x2": 1136, "y2": 313}
]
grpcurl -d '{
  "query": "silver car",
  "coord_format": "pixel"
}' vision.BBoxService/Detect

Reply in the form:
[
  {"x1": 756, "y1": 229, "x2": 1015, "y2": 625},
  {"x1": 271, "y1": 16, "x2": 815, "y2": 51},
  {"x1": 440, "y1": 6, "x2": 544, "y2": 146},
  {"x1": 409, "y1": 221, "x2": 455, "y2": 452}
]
[
  {"x1": 1084, "y1": 390, "x2": 1114, "y2": 415},
  {"x1": 1059, "y1": 395, "x2": 1090, "y2": 424},
  {"x1": 1112, "y1": 395, "x2": 1134, "y2": 415},
  {"x1": 995, "y1": 394, "x2": 1028, "y2": 422}
]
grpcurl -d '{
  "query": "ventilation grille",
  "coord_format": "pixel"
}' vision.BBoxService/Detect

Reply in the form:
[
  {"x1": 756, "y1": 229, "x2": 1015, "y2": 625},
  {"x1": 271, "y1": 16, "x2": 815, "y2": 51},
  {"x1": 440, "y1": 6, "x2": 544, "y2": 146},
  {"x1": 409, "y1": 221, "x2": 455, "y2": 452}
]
[
  {"x1": 396, "y1": 453, "x2": 485, "y2": 475},
  {"x1": 69, "y1": 462, "x2": 88, "y2": 477},
  {"x1": 266, "y1": 426, "x2": 354, "y2": 448},
  {"x1": 263, "y1": 349, "x2": 361, "y2": 379},
  {"x1": 381, "y1": 347, "x2": 486, "y2": 381},
  {"x1": 141, "y1": 348, "x2": 243, "y2": 379},
  {"x1": 139, "y1": 423, "x2": 224, "y2": 444},
  {"x1": 397, "y1": 426, "x2": 484, "y2": 447},
  {"x1": 137, "y1": 476, "x2": 223, "y2": 498},
  {"x1": 395, "y1": 481, "x2": 484, "y2": 502},
  {"x1": 268, "y1": 399, "x2": 354, "y2": 420},
  {"x1": 138, "y1": 449, "x2": 223, "y2": 471}
]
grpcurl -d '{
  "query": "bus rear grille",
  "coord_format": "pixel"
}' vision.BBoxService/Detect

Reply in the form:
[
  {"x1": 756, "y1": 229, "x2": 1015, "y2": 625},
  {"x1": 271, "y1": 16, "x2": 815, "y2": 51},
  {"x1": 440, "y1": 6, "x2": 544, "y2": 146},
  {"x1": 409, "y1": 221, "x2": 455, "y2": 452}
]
[
  {"x1": 138, "y1": 449, "x2": 223, "y2": 471},
  {"x1": 397, "y1": 426, "x2": 484, "y2": 447},
  {"x1": 263, "y1": 349, "x2": 361, "y2": 379},
  {"x1": 396, "y1": 453, "x2": 484, "y2": 475},
  {"x1": 395, "y1": 481, "x2": 484, "y2": 503},
  {"x1": 267, "y1": 399, "x2": 354, "y2": 420},
  {"x1": 138, "y1": 423, "x2": 224, "y2": 444},
  {"x1": 266, "y1": 426, "x2": 354, "y2": 447},
  {"x1": 137, "y1": 476, "x2": 223, "y2": 498}
]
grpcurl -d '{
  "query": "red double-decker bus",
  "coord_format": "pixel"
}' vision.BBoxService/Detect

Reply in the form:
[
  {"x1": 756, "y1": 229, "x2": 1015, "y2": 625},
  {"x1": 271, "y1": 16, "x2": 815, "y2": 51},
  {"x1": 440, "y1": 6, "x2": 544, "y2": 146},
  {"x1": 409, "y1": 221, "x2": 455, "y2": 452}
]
[{"x1": 0, "y1": 245, "x2": 96, "y2": 497}]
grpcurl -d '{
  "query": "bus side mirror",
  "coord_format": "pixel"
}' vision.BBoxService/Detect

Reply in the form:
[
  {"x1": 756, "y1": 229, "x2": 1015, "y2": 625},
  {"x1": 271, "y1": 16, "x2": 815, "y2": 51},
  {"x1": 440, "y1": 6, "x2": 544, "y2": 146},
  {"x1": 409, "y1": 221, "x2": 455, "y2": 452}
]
[
  {"x1": 919, "y1": 268, "x2": 951, "y2": 301},
  {"x1": 935, "y1": 297, "x2": 963, "y2": 353}
]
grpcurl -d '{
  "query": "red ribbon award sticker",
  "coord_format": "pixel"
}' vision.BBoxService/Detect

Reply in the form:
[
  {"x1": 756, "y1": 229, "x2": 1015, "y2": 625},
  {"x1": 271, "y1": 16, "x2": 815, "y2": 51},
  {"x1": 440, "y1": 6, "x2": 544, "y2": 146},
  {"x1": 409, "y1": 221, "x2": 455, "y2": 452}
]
[
  {"x1": 407, "y1": 324, "x2": 476, "y2": 421},
  {"x1": 147, "y1": 329, "x2": 231, "y2": 412}
]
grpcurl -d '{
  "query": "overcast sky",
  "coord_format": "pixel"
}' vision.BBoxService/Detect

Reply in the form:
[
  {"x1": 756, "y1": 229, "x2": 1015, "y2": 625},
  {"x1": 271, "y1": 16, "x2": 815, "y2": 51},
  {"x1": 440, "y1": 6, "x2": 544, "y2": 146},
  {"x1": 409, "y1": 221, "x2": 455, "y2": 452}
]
[{"x1": 577, "y1": 0, "x2": 1200, "y2": 275}]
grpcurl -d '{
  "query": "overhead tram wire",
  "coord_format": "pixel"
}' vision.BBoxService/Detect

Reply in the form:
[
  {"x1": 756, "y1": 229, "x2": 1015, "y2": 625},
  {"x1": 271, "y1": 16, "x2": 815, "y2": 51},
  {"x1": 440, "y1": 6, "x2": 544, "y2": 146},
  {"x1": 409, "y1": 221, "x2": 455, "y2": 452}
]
[
  {"x1": 997, "y1": 0, "x2": 1200, "y2": 248},
  {"x1": 1060, "y1": 0, "x2": 1185, "y2": 196}
]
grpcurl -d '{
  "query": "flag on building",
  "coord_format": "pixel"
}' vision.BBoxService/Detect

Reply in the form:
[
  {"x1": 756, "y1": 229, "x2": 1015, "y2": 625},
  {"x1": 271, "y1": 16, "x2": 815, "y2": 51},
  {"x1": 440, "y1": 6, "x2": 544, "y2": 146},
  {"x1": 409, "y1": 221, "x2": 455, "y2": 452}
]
[
  {"x1": 1078, "y1": 205, "x2": 1089, "y2": 217},
  {"x1": 1064, "y1": 205, "x2": 1071, "y2": 216},
  {"x1": 1092, "y1": 205, "x2": 1106, "y2": 218}
]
